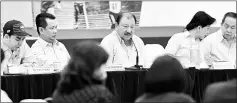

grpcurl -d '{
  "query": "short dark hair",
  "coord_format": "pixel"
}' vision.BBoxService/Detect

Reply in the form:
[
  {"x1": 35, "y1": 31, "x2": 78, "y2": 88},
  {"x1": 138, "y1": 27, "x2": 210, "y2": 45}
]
[
  {"x1": 116, "y1": 12, "x2": 137, "y2": 25},
  {"x1": 1, "y1": 49, "x2": 5, "y2": 63},
  {"x1": 185, "y1": 11, "x2": 216, "y2": 31},
  {"x1": 56, "y1": 41, "x2": 109, "y2": 94},
  {"x1": 221, "y1": 12, "x2": 237, "y2": 25},
  {"x1": 35, "y1": 13, "x2": 56, "y2": 35},
  {"x1": 144, "y1": 54, "x2": 188, "y2": 95}
]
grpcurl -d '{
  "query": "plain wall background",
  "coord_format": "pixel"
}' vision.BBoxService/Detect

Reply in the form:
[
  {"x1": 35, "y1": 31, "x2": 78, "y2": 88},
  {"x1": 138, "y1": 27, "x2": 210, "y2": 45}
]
[{"x1": 140, "y1": 1, "x2": 236, "y2": 27}]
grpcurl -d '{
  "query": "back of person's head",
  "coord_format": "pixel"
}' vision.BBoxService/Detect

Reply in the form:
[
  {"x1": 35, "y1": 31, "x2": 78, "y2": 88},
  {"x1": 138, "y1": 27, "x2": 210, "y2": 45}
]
[
  {"x1": 221, "y1": 12, "x2": 237, "y2": 25},
  {"x1": 145, "y1": 54, "x2": 188, "y2": 95},
  {"x1": 185, "y1": 11, "x2": 216, "y2": 31},
  {"x1": 136, "y1": 92, "x2": 195, "y2": 103},
  {"x1": 159, "y1": 93, "x2": 195, "y2": 102},
  {"x1": 116, "y1": 12, "x2": 137, "y2": 25},
  {"x1": 35, "y1": 13, "x2": 56, "y2": 35},
  {"x1": 203, "y1": 79, "x2": 236, "y2": 103},
  {"x1": 56, "y1": 41, "x2": 109, "y2": 94}
]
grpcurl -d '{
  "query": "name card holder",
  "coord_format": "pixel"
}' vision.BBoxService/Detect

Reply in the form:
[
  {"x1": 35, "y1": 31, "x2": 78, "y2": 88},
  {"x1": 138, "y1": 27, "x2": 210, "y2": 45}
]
[
  {"x1": 27, "y1": 67, "x2": 55, "y2": 74},
  {"x1": 105, "y1": 65, "x2": 125, "y2": 71},
  {"x1": 212, "y1": 62, "x2": 236, "y2": 69}
]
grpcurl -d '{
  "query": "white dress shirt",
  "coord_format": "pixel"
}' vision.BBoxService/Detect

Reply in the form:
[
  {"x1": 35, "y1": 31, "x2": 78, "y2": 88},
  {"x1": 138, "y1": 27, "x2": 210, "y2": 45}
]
[
  {"x1": 1, "y1": 39, "x2": 30, "y2": 73},
  {"x1": 201, "y1": 29, "x2": 236, "y2": 65},
  {"x1": 100, "y1": 31, "x2": 145, "y2": 67},
  {"x1": 1, "y1": 40, "x2": 30, "y2": 65},
  {"x1": 23, "y1": 37, "x2": 70, "y2": 70},
  {"x1": 165, "y1": 31, "x2": 206, "y2": 68}
]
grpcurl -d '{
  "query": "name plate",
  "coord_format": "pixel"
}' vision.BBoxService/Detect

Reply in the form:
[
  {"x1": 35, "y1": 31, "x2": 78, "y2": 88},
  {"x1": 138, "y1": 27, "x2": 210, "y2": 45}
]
[
  {"x1": 212, "y1": 62, "x2": 236, "y2": 69},
  {"x1": 28, "y1": 67, "x2": 55, "y2": 74},
  {"x1": 8, "y1": 65, "x2": 27, "y2": 74},
  {"x1": 105, "y1": 65, "x2": 125, "y2": 71}
]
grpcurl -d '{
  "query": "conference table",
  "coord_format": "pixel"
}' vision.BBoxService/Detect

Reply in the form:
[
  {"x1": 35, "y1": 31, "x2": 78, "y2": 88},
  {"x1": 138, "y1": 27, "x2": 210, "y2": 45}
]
[{"x1": 1, "y1": 68, "x2": 236, "y2": 103}]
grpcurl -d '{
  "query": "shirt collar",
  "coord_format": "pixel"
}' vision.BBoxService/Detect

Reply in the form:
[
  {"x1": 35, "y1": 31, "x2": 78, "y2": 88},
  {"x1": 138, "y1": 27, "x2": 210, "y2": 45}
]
[
  {"x1": 184, "y1": 31, "x2": 193, "y2": 38},
  {"x1": 37, "y1": 37, "x2": 59, "y2": 47},
  {"x1": 185, "y1": 31, "x2": 203, "y2": 42}
]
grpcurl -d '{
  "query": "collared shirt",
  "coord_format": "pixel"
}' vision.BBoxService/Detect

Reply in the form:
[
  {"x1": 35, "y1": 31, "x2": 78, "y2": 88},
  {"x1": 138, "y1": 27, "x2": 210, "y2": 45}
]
[
  {"x1": 201, "y1": 29, "x2": 236, "y2": 65},
  {"x1": 165, "y1": 31, "x2": 206, "y2": 68},
  {"x1": 1, "y1": 39, "x2": 30, "y2": 65},
  {"x1": 100, "y1": 31, "x2": 145, "y2": 67},
  {"x1": 23, "y1": 37, "x2": 70, "y2": 70}
]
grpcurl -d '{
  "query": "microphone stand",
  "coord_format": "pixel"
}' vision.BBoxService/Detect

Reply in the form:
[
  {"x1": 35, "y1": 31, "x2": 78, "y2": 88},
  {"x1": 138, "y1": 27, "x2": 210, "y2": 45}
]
[
  {"x1": 125, "y1": 38, "x2": 147, "y2": 71},
  {"x1": 134, "y1": 52, "x2": 143, "y2": 70},
  {"x1": 133, "y1": 40, "x2": 143, "y2": 70}
]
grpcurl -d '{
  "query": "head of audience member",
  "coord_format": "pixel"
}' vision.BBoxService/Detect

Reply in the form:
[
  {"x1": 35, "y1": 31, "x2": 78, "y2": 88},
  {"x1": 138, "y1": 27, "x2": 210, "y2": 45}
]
[
  {"x1": 115, "y1": 12, "x2": 137, "y2": 42},
  {"x1": 220, "y1": 12, "x2": 236, "y2": 41},
  {"x1": 2, "y1": 20, "x2": 31, "y2": 51},
  {"x1": 145, "y1": 54, "x2": 188, "y2": 95},
  {"x1": 56, "y1": 41, "x2": 109, "y2": 94},
  {"x1": 185, "y1": 11, "x2": 216, "y2": 40},
  {"x1": 36, "y1": 13, "x2": 57, "y2": 43}
]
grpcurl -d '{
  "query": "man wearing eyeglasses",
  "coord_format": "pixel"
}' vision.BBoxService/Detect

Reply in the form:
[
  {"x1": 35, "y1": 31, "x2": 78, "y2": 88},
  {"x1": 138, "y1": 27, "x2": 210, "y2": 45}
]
[
  {"x1": 201, "y1": 12, "x2": 236, "y2": 68},
  {"x1": 100, "y1": 12, "x2": 145, "y2": 68}
]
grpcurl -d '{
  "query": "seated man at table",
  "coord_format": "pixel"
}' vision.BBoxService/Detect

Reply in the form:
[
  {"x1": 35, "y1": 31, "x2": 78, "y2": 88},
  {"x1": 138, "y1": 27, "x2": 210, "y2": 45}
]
[
  {"x1": 1, "y1": 20, "x2": 32, "y2": 73},
  {"x1": 1, "y1": 49, "x2": 13, "y2": 102},
  {"x1": 201, "y1": 12, "x2": 236, "y2": 68},
  {"x1": 165, "y1": 11, "x2": 216, "y2": 68},
  {"x1": 24, "y1": 13, "x2": 70, "y2": 70},
  {"x1": 100, "y1": 12, "x2": 145, "y2": 68}
]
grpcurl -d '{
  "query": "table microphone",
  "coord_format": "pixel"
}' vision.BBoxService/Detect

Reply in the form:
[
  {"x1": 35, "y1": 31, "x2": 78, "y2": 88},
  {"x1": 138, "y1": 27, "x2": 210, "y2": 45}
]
[{"x1": 133, "y1": 39, "x2": 143, "y2": 70}]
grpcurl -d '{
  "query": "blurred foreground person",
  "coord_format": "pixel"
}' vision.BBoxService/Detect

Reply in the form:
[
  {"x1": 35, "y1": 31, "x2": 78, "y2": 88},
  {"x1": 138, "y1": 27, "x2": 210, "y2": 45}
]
[
  {"x1": 203, "y1": 78, "x2": 236, "y2": 103},
  {"x1": 135, "y1": 54, "x2": 195, "y2": 103},
  {"x1": 52, "y1": 41, "x2": 117, "y2": 103}
]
